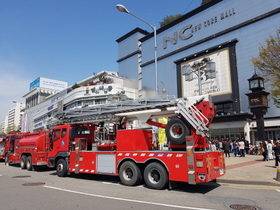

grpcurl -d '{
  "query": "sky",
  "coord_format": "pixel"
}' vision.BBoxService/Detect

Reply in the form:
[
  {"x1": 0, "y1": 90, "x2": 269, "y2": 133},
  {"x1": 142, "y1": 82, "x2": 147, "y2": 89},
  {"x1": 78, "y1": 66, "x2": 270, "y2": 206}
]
[{"x1": 0, "y1": 0, "x2": 201, "y2": 122}]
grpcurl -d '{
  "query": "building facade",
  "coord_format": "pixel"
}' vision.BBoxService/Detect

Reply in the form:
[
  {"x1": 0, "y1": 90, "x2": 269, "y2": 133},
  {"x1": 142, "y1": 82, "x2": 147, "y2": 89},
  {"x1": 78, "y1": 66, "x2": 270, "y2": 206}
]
[
  {"x1": 116, "y1": 0, "x2": 280, "y2": 142},
  {"x1": 22, "y1": 71, "x2": 138, "y2": 132},
  {"x1": 6, "y1": 102, "x2": 25, "y2": 133},
  {"x1": 0, "y1": 116, "x2": 8, "y2": 133},
  {"x1": 21, "y1": 77, "x2": 68, "y2": 132},
  {"x1": 25, "y1": 77, "x2": 68, "y2": 109}
]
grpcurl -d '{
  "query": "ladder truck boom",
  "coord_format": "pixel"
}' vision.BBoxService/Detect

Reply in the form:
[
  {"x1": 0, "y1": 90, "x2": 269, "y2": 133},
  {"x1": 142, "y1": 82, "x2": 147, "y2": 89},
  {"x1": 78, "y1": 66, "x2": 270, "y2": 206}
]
[{"x1": 48, "y1": 94, "x2": 214, "y2": 139}]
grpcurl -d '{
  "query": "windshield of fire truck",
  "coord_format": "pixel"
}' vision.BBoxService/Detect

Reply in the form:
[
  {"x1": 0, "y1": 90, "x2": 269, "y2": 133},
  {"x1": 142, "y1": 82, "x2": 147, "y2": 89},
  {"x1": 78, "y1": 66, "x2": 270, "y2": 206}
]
[
  {"x1": 76, "y1": 128, "x2": 91, "y2": 135},
  {"x1": 0, "y1": 141, "x2": 4, "y2": 156},
  {"x1": 52, "y1": 128, "x2": 67, "y2": 141}
]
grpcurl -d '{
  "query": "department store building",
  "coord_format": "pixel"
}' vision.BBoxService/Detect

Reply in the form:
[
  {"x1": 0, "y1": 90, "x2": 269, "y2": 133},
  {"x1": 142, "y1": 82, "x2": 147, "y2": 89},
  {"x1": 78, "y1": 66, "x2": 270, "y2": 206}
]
[
  {"x1": 22, "y1": 72, "x2": 137, "y2": 132},
  {"x1": 116, "y1": 0, "x2": 280, "y2": 142}
]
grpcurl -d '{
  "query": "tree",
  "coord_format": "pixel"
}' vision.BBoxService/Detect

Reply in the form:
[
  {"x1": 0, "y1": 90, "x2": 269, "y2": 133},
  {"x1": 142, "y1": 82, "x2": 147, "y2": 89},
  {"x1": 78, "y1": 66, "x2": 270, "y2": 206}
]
[
  {"x1": 251, "y1": 29, "x2": 280, "y2": 107},
  {"x1": 159, "y1": 0, "x2": 213, "y2": 27},
  {"x1": 201, "y1": 0, "x2": 212, "y2": 5},
  {"x1": 6, "y1": 124, "x2": 20, "y2": 134},
  {"x1": 71, "y1": 83, "x2": 80, "y2": 89},
  {"x1": 159, "y1": 14, "x2": 183, "y2": 27}
]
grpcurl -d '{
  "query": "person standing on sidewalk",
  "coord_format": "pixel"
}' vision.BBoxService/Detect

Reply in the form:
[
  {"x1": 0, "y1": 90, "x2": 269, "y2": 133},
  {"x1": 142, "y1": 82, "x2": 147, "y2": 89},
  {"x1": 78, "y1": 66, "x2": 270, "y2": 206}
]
[
  {"x1": 230, "y1": 140, "x2": 234, "y2": 153},
  {"x1": 214, "y1": 138, "x2": 219, "y2": 150},
  {"x1": 235, "y1": 137, "x2": 240, "y2": 155},
  {"x1": 267, "y1": 140, "x2": 273, "y2": 160},
  {"x1": 245, "y1": 140, "x2": 250, "y2": 155},
  {"x1": 232, "y1": 140, "x2": 238, "y2": 157},
  {"x1": 272, "y1": 141, "x2": 280, "y2": 167},
  {"x1": 209, "y1": 140, "x2": 216, "y2": 151},
  {"x1": 260, "y1": 142, "x2": 268, "y2": 161},
  {"x1": 253, "y1": 143, "x2": 259, "y2": 155},
  {"x1": 223, "y1": 139, "x2": 231, "y2": 158},
  {"x1": 219, "y1": 140, "x2": 223, "y2": 151},
  {"x1": 238, "y1": 140, "x2": 245, "y2": 157}
]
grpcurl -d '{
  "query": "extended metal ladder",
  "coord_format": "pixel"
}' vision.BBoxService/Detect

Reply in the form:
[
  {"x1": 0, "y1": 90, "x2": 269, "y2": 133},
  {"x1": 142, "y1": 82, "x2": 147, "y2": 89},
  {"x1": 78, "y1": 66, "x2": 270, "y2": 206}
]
[
  {"x1": 45, "y1": 95, "x2": 211, "y2": 137},
  {"x1": 177, "y1": 98, "x2": 210, "y2": 137},
  {"x1": 46, "y1": 95, "x2": 176, "y2": 126}
]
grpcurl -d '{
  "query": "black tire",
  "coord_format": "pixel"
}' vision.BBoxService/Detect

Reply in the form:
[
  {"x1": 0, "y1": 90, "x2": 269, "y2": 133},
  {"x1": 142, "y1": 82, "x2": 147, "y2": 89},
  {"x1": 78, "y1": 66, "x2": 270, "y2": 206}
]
[
  {"x1": 26, "y1": 156, "x2": 33, "y2": 171},
  {"x1": 119, "y1": 161, "x2": 142, "y2": 186},
  {"x1": 165, "y1": 118, "x2": 190, "y2": 145},
  {"x1": 56, "y1": 159, "x2": 68, "y2": 177},
  {"x1": 144, "y1": 162, "x2": 168, "y2": 190},
  {"x1": 20, "y1": 155, "x2": 27, "y2": 169}
]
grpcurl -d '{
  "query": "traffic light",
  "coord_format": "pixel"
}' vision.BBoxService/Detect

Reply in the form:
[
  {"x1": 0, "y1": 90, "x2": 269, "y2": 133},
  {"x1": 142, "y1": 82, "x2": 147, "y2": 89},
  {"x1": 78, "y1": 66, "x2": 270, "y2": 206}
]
[
  {"x1": 181, "y1": 64, "x2": 193, "y2": 81},
  {"x1": 205, "y1": 62, "x2": 216, "y2": 80}
]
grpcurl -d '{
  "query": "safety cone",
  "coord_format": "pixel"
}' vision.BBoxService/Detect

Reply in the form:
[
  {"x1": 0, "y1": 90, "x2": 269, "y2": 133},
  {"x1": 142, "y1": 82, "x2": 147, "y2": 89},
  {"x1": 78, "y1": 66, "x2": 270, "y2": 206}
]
[{"x1": 277, "y1": 167, "x2": 280, "y2": 182}]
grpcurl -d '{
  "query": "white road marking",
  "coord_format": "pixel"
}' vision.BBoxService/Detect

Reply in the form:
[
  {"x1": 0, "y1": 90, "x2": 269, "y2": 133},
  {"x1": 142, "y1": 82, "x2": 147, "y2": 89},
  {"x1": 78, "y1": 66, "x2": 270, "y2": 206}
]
[
  {"x1": 277, "y1": 190, "x2": 280, "y2": 193},
  {"x1": 102, "y1": 182, "x2": 120, "y2": 186},
  {"x1": 102, "y1": 181, "x2": 144, "y2": 188},
  {"x1": 44, "y1": 185, "x2": 215, "y2": 210},
  {"x1": 222, "y1": 185, "x2": 280, "y2": 191}
]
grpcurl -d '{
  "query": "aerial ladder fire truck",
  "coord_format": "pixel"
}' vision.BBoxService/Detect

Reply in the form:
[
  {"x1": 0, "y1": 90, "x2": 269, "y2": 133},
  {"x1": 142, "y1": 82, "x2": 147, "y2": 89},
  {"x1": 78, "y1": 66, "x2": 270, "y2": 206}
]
[
  {"x1": 50, "y1": 94, "x2": 225, "y2": 189},
  {"x1": 4, "y1": 95, "x2": 225, "y2": 190}
]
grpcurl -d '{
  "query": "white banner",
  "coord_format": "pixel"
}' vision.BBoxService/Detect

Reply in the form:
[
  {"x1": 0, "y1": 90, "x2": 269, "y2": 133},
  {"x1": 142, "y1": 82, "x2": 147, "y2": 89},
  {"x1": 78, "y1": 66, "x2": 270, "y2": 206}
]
[{"x1": 181, "y1": 48, "x2": 232, "y2": 97}]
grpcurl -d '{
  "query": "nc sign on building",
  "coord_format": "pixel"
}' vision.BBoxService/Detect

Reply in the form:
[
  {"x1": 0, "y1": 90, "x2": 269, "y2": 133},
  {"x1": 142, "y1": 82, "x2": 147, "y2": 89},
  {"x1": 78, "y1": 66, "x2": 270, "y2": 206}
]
[{"x1": 29, "y1": 77, "x2": 68, "y2": 91}]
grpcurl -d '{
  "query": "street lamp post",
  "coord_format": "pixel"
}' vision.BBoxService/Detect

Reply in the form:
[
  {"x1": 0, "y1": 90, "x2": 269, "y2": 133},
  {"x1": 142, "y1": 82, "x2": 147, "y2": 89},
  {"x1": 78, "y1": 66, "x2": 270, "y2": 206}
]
[{"x1": 116, "y1": 4, "x2": 158, "y2": 96}]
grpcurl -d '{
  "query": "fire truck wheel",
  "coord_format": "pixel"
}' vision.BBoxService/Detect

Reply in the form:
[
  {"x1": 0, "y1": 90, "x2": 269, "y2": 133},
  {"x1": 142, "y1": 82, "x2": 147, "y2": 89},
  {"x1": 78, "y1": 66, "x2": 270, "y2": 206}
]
[
  {"x1": 57, "y1": 159, "x2": 68, "y2": 177},
  {"x1": 26, "y1": 156, "x2": 33, "y2": 171},
  {"x1": 144, "y1": 162, "x2": 168, "y2": 190},
  {"x1": 165, "y1": 118, "x2": 190, "y2": 145},
  {"x1": 119, "y1": 161, "x2": 142, "y2": 186},
  {"x1": 20, "y1": 155, "x2": 27, "y2": 169}
]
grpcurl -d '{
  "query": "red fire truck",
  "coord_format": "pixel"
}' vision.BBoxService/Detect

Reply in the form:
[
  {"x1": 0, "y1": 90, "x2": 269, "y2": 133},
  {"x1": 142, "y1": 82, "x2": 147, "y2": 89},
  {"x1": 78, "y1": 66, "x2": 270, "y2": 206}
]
[
  {"x1": 4, "y1": 95, "x2": 225, "y2": 190},
  {"x1": 3, "y1": 125, "x2": 94, "y2": 171},
  {"x1": 0, "y1": 135, "x2": 7, "y2": 159},
  {"x1": 3, "y1": 131, "x2": 47, "y2": 170},
  {"x1": 1, "y1": 133, "x2": 25, "y2": 162}
]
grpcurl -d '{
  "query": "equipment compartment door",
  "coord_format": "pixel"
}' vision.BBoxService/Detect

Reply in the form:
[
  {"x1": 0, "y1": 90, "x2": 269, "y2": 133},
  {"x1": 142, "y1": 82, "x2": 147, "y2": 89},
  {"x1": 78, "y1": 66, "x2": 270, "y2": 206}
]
[
  {"x1": 96, "y1": 154, "x2": 116, "y2": 174},
  {"x1": 69, "y1": 152, "x2": 97, "y2": 174}
]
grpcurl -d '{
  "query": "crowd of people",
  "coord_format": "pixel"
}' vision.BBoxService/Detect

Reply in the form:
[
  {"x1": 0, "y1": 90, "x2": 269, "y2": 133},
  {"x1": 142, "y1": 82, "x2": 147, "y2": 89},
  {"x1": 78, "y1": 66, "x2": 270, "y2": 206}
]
[{"x1": 208, "y1": 137, "x2": 280, "y2": 167}]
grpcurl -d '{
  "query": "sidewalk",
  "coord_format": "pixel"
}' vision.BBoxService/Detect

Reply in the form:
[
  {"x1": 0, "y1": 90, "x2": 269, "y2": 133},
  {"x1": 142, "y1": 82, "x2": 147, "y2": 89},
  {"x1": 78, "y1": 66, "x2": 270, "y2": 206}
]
[{"x1": 216, "y1": 154, "x2": 280, "y2": 186}]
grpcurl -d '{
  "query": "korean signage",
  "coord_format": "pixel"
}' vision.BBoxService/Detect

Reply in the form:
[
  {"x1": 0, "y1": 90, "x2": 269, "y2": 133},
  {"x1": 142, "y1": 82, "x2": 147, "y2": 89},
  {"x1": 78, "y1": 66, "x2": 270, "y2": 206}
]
[
  {"x1": 29, "y1": 77, "x2": 40, "y2": 91},
  {"x1": 30, "y1": 77, "x2": 68, "y2": 91}
]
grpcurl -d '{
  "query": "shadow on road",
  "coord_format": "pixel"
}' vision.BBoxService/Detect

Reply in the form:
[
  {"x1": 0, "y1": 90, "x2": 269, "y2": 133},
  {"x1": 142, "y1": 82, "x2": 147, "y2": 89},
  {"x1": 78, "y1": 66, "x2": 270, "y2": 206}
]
[
  {"x1": 168, "y1": 181, "x2": 221, "y2": 194},
  {"x1": 48, "y1": 170, "x2": 221, "y2": 193}
]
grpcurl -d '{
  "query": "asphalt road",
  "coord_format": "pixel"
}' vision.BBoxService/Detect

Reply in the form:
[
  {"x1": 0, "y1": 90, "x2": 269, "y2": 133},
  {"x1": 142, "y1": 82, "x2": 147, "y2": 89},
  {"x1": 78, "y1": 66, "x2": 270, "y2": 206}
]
[{"x1": 0, "y1": 161, "x2": 279, "y2": 210}]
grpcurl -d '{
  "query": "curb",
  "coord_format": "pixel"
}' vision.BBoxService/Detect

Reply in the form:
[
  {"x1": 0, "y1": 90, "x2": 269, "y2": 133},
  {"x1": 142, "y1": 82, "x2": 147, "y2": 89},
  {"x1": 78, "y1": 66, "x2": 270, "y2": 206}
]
[{"x1": 216, "y1": 178, "x2": 280, "y2": 187}]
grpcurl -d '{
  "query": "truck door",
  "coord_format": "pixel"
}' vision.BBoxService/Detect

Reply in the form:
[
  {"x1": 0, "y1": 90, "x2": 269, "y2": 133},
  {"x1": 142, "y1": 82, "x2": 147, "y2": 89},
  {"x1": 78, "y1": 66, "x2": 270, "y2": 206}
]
[
  {"x1": 10, "y1": 136, "x2": 15, "y2": 153},
  {"x1": 49, "y1": 128, "x2": 68, "y2": 157},
  {"x1": 69, "y1": 138, "x2": 97, "y2": 174}
]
